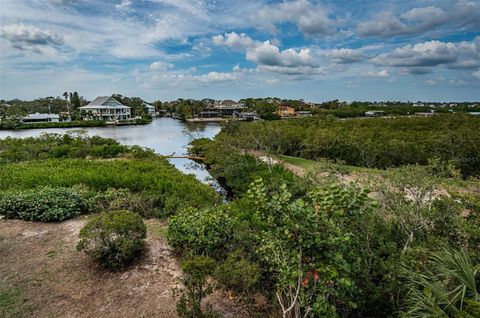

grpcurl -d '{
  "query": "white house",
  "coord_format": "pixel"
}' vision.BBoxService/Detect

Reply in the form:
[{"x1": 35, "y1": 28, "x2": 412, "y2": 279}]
[
  {"x1": 22, "y1": 113, "x2": 60, "y2": 123},
  {"x1": 79, "y1": 96, "x2": 131, "y2": 121},
  {"x1": 143, "y1": 102, "x2": 156, "y2": 116}
]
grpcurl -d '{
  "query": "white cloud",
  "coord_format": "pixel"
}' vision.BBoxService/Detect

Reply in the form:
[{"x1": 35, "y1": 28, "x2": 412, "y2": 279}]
[
  {"x1": 371, "y1": 37, "x2": 480, "y2": 74},
  {"x1": 252, "y1": 0, "x2": 335, "y2": 36},
  {"x1": 213, "y1": 32, "x2": 319, "y2": 75},
  {"x1": 149, "y1": 61, "x2": 174, "y2": 71},
  {"x1": 357, "y1": 2, "x2": 480, "y2": 38},
  {"x1": 0, "y1": 24, "x2": 64, "y2": 54},
  {"x1": 323, "y1": 48, "x2": 366, "y2": 64},
  {"x1": 364, "y1": 69, "x2": 389, "y2": 78},
  {"x1": 473, "y1": 69, "x2": 480, "y2": 80}
]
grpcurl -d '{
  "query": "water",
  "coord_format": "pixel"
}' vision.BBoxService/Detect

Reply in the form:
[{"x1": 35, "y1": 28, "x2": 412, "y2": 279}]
[{"x1": 0, "y1": 118, "x2": 224, "y2": 193}]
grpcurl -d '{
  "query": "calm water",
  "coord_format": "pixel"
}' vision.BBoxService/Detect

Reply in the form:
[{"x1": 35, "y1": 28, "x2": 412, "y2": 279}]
[{"x1": 0, "y1": 118, "x2": 223, "y2": 192}]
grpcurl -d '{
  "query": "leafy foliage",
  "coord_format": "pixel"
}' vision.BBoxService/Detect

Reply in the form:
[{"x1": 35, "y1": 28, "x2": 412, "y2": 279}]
[
  {"x1": 401, "y1": 249, "x2": 479, "y2": 318},
  {"x1": 167, "y1": 206, "x2": 235, "y2": 257},
  {"x1": 176, "y1": 256, "x2": 219, "y2": 318},
  {"x1": 77, "y1": 210, "x2": 147, "y2": 270},
  {"x1": 0, "y1": 186, "x2": 89, "y2": 222}
]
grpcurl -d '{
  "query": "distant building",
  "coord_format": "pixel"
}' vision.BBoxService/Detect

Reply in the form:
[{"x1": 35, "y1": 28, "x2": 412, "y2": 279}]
[
  {"x1": 214, "y1": 100, "x2": 245, "y2": 108},
  {"x1": 276, "y1": 106, "x2": 297, "y2": 118},
  {"x1": 412, "y1": 103, "x2": 424, "y2": 107},
  {"x1": 365, "y1": 110, "x2": 385, "y2": 117},
  {"x1": 143, "y1": 102, "x2": 156, "y2": 116},
  {"x1": 79, "y1": 96, "x2": 131, "y2": 121},
  {"x1": 415, "y1": 112, "x2": 436, "y2": 117},
  {"x1": 469, "y1": 112, "x2": 480, "y2": 116},
  {"x1": 22, "y1": 113, "x2": 60, "y2": 124},
  {"x1": 297, "y1": 111, "x2": 312, "y2": 117}
]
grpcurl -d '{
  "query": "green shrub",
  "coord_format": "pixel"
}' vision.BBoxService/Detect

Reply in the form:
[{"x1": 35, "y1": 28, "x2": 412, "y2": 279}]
[
  {"x1": 77, "y1": 210, "x2": 147, "y2": 270},
  {"x1": 176, "y1": 255, "x2": 218, "y2": 318},
  {"x1": 0, "y1": 186, "x2": 89, "y2": 222},
  {"x1": 167, "y1": 206, "x2": 235, "y2": 257},
  {"x1": 214, "y1": 250, "x2": 261, "y2": 295},
  {"x1": 91, "y1": 188, "x2": 159, "y2": 217}
]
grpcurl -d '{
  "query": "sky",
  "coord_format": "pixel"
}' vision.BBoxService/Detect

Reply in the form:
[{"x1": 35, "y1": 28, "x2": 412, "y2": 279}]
[{"x1": 0, "y1": 0, "x2": 479, "y2": 102}]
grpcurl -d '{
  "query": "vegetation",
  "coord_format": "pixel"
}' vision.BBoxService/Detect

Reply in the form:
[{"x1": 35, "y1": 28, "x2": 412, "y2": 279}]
[
  {"x1": 0, "y1": 120, "x2": 106, "y2": 130},
  {"x1": 210, "y1": 114, "x2": 480, "y2": 177},
  {"x1": 77, "y1": 210, "x2": 147, "y2": 270},
  {"x1": 175, "y1": 255, "x2": 218, "y2": 318},
  {"x1": 0, "y1": 134, "x2": 220, "y2": 218},
  {"x1": 1, "y1": 113, "x2": 479, "y2": 317},
  {"x1": 0, "y1": 187, "x2": 89, "y2": 222},
  {"x1": 401, "y1": 249, "x2": 479, "y2": 318}
]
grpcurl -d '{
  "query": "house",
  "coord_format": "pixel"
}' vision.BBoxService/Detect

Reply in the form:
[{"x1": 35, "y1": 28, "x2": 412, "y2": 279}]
[
  {"x1": 143, "y1": 102, "x2": 156, "y2": 116},
  {"x1": 202, "y1": 100, "x2": 245, "y2": 117},
  {"x1": 415, "y1": 112, "x2": 436, "y2": 117},
  {"x1": 412, "y1": 103, "x2": 424, "y2": 107},
  {"x1": 276, "y1": 106, "x2": 297, "y2": 118},
  {"x1": 297, "y1": 111, "x2": 312, "y2": 117},
  {"x1": 22, "y1": 113, "x2": 60, "y2": 123},
  {"x1": 365, "y1": 110, "x2": 385, "y2": 117},
  {"x1": 79, "y1": 96, "x2": 131, "y2": 121}
]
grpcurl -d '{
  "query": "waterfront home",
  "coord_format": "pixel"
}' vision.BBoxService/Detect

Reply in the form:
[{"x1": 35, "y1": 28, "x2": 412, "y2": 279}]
[
  {"x1": 22, "y1": 113, "x2": 60, "y2": 123},
  {"x1": 143, "y1": 102, "x2": 156, "y2": 116},
  {"x1": 276, "y1": 106, "x2": 297, "y2": 118},
  {"x1": 79, "y1": 96, "x2": 131, "y2": 121}
]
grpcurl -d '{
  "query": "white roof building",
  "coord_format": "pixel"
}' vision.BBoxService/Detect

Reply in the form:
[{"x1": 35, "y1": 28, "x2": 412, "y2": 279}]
[
  {"x1": 143, "y1": 102, "x2": 156, "y2": 115},
  {"x1": 22, "y1": 113, "x2": 60, "y2": 123},
  {"x1": 79, "y1": 96, "x2": 131, "y2": 121}
]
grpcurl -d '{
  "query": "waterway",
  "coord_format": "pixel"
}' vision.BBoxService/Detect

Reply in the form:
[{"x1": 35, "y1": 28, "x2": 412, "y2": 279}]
[{"x1": 0, "y1": 118, "x2": 224, "y2": 192}]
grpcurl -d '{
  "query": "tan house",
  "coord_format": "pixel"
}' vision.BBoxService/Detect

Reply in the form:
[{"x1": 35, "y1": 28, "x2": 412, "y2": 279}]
[
  {"x1": 276, "y1": 105, "x2": 297, "y2": 118},
  {"x1": 80, "y1": 96, "x2": 131, "y2": 121}
]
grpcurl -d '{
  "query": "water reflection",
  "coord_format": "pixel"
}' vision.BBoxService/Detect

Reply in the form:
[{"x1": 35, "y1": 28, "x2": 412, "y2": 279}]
[{"x1": 0, "y1": 118, "x2": 223, "y2": 192}]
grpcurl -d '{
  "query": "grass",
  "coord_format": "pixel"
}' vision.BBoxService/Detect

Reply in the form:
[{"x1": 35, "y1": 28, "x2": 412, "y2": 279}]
[
  {"x1": 0, "y1": 284, "x2": 32, "y2": 318},
  {"x1": 278, "y1": 154, "x2": 382, "y2": 174}
]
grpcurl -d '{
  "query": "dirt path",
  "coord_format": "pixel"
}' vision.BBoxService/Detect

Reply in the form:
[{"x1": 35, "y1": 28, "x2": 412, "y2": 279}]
[{"x1": 0, "y1": 218, "x2": 246, "y2": 318}]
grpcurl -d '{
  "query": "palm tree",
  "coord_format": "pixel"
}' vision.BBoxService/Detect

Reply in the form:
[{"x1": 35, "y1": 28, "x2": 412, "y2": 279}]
[{"x1": 401, "y1": 249, "x2": 479, "y2": 318}]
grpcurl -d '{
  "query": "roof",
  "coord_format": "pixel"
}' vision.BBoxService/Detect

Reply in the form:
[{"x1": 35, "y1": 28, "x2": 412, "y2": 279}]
[
  {"x1": 79, "y1": 96, "x2": 130, "y2": 110},
  {"x1": 23, "y1": 113, "x2": 60, "y2": 120},
  {"x1": 220, "y1": 99, "x2": 238, "y2": 106},
  {"x1": 143, "y1": 102, "x2": 155, "y2": 109}
]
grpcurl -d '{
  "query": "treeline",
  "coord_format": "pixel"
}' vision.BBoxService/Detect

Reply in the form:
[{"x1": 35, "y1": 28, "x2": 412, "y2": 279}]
[{"x1": 215, "y1": 114, "x2": 480, "y2": 177}]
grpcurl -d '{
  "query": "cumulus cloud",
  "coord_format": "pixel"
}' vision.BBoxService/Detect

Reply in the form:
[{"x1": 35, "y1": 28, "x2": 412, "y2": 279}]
[
  {"x1": 252, "y1": 0, "x2": 335, "y2": 36},
  {"x1": 0, "y1": 24, "x2": 64, "y2": 50},
  {"x1": 213, "y1": 32, "x2": 319, "y2": 75},
  {"x1": 371, "y1": 37, "x2": 480, "y2": 74},
  {"x1": 149, "y1": 61, "x2": 174, "y2": 71},
  {"x1": 473, "y1": 69, "x2": 480, "y2": 80},
  {"x1": 357, "y1": 2, "x2": 480, "y2": 37},
  {"x1": 364, "y1": 69, "x2": 389, "y2": 78},
  {"x1": 323, "y1": 48, "x2": 366, "y2": 64}
]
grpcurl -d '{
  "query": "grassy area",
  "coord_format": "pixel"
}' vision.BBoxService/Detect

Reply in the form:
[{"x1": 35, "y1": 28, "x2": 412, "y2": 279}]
[
  {"x1": 0, "y1": 284, "x2": 32, "y2": 318},
  {"x1": 278, "y1": 154, "x2": 382, "y2": 174}
]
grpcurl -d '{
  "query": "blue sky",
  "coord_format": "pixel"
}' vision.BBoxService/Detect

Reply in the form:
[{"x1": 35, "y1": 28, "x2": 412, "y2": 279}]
[{"x1": 0, "y1": 0, "x2": 479, "y2": 102}]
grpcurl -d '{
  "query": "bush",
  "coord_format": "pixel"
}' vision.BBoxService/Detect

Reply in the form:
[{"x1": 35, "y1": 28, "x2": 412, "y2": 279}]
[
  {"x1": 167, "y1": 206, "x2": 235, "y2": 257},
  {"x1": 214, "y1": 250, "x2": 261, "y2": 295},
  {"x1": 77, "y1": 210, "x2": 147, "y2": 270},
  {"x1": 176, "y1": 255, "x2": 219, "y2": 318},
  {"x1": 0, "y1": 186, "x2": 89, "y2": 222}
]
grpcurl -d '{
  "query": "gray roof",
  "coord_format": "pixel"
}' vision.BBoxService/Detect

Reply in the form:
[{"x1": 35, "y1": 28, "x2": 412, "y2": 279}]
[
  {"x1": 23, "y1": 113, "x2": 60, "y2": 120},
  {"x1": 79, "y1": 96, "x2": 130, "y2": 110}
]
